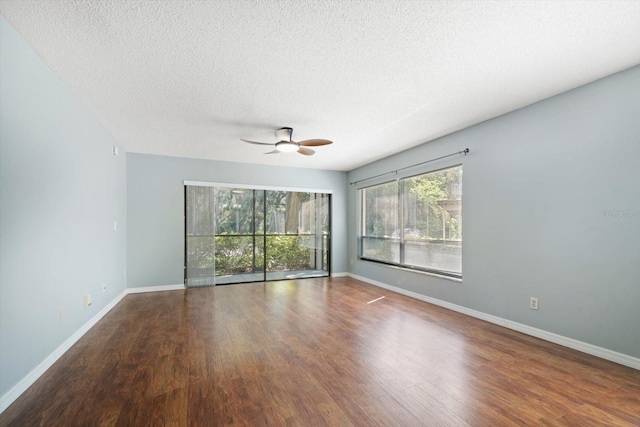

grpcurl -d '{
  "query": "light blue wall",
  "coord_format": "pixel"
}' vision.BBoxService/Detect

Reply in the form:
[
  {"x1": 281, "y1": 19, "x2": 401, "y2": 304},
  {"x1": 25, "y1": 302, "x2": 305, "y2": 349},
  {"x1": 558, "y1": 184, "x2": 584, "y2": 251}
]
[
  {"x1": 1, "y1": 10, "x2": 638, "y2": 405},
  {"x1": 348, "y1": 65, "x2": 640, "y2": 358},
  {"x1": 0, "y1": 17, "x2": 127, "y2": 397},
  {"x1": 127, "y1": 153, "x2": 347, "y2": 288}
]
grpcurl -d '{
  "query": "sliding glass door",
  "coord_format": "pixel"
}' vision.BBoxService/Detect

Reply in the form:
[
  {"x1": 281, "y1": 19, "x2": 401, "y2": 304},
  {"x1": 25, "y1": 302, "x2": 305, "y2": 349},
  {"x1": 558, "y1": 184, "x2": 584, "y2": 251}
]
[
  {"x1": 185, "y1": 184, "x2": 330, "y2": 286},
  {"x1": 264, "y1": 191, "x2": 330, "y2": 281},
  {"x1": 211, "y1": 187, "x2": 264, "y2": 285}
]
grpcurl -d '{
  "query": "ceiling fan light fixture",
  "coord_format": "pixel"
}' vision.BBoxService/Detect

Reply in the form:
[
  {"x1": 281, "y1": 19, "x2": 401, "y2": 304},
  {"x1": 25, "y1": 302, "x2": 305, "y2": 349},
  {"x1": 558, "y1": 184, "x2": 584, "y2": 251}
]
[{"x1": 276, "y1": 141, "x2": 299, "y2": 152}]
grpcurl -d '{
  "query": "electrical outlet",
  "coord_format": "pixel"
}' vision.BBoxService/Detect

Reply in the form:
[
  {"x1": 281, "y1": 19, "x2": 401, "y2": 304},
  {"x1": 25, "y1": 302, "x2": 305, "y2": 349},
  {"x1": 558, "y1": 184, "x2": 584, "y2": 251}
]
[
  {"x1": 350, "y1": 259, "x2": 354, "y2": 266},
  {"x1": 83, "y1": 294, "x2": 92, "y2": 308},
  {"x1": 530, "y1": 297, "x2": 539, "y2": 310}
]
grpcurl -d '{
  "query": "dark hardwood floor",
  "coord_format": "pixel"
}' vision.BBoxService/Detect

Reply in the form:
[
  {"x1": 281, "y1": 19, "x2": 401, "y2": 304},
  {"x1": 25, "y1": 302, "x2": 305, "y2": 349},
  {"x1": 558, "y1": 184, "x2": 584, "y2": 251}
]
[{"x1": 1, "y1": 277, "x2": 639, "y2": 426}]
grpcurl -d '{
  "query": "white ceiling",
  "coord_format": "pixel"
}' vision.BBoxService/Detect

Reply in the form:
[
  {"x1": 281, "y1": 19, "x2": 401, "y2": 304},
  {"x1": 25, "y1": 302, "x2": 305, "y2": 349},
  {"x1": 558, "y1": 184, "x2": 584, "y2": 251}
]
[{"x1": 1, "y1": 1, "x2": 639, "y2": 171}]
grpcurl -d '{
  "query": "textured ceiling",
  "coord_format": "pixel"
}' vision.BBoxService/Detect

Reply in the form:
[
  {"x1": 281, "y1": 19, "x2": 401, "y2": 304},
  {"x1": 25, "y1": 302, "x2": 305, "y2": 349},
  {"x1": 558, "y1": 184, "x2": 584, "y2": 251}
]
[{"x1": 1, "y1": 1, "x2": 639, "y2": 171}]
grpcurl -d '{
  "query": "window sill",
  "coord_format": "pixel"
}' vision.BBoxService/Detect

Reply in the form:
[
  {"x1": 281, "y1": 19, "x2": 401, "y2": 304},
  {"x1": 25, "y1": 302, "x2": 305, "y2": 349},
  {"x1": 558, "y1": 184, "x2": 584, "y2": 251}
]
[{"x1": 359, "y1": 258, "x2": 462, "y2": 283}]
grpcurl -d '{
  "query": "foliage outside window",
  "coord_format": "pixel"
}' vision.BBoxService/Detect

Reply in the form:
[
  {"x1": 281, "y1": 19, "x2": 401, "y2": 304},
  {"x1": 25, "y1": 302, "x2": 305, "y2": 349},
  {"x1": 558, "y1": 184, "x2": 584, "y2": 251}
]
[{"x1": 359, "y1": 165, "x2": 462, "y2": 278}]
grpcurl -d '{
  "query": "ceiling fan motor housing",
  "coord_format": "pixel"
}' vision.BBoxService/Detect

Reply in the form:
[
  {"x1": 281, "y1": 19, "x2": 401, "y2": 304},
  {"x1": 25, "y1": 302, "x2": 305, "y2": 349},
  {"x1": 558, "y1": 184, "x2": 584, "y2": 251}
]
[{"x1": 275, "y1": 127, "x2": 293, "y2": 142}]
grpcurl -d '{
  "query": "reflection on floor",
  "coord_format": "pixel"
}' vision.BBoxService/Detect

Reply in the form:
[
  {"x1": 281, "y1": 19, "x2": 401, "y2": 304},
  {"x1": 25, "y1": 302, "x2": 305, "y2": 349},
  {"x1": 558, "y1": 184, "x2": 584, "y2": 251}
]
[{"x1": 188, "y1": 269, "x2": 329, "y2": 286}]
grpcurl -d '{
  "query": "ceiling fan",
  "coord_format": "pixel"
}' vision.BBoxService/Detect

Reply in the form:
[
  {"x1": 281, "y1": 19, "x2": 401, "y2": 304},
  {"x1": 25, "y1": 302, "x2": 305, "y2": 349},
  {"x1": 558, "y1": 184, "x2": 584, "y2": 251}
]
[{"x1": 241, "y1": 127, "x2": 333, "y2": 156}]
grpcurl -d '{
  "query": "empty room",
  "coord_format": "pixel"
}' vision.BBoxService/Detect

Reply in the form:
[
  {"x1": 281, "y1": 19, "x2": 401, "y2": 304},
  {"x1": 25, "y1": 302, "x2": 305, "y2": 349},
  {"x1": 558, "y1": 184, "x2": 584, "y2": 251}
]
[{"x1": 1, "y1": 1, "x2": 639, "y2": 425}]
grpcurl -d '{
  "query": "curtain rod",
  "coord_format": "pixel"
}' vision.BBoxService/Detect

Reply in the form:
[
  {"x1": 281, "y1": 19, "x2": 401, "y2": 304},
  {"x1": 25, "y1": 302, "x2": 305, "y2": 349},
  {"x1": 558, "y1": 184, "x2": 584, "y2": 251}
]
[{"x1": 349, "y1": 148, "x2": 469, "y2": 186}]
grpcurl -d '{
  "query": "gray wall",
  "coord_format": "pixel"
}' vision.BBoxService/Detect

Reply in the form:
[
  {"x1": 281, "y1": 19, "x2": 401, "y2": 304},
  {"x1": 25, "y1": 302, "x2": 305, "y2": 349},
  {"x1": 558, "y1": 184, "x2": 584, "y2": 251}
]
[
  {"x1": 348, "y1": 65, "x2": 640, "y2": 358},
  {"x1": 0, "y1": 17, "x2": 127, "y2": 397},
  {"x1": 127, "y1": 154, "x2": 347, "y2": 288}
]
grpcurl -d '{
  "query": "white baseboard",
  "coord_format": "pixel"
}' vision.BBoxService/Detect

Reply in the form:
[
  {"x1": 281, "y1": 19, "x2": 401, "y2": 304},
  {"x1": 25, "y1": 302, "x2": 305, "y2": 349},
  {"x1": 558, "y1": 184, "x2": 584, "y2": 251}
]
[
  {"x1": 0, "y1": 290, "x2": 128, "y2": 414},
  {"x1": 331, "y1": 272, "x2": 349, "y2": 277},
  {"x1": 126, "y1": 284, "x2": 185, "y2": 294},
  {"x1": 348, "y1": 273, "x2": 640, "y2": 371}
]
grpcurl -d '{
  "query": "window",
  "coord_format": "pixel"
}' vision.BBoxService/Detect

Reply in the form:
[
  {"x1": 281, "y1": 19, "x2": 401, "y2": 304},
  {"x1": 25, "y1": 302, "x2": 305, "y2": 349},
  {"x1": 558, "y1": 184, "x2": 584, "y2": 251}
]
[{"x1": 359, "y1": 165, "x2": 462, "y2": 278}]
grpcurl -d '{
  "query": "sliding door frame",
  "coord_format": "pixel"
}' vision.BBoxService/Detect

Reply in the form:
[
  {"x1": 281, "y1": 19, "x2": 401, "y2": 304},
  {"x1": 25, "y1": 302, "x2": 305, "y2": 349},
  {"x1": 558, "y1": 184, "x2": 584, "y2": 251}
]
[
  {"x1": 184, "y1": 181, "x2": 333, "y2": 286},
  {"x1": 184, "y1": 181, "x2": 333, "y2": 195}
]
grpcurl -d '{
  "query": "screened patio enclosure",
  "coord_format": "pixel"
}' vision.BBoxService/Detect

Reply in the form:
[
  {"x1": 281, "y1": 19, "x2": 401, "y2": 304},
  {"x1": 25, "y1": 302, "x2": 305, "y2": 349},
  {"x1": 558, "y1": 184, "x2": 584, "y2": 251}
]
[{"x1": 185, "y1": 183, "x2": 331, "y2": 286}]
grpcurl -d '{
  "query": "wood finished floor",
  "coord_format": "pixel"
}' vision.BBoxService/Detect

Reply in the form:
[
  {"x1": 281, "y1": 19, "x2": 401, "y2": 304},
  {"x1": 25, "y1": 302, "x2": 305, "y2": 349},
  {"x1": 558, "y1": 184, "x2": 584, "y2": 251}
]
[{"x1": 1, "y1": 277, "x2": 639, "y2": 426}]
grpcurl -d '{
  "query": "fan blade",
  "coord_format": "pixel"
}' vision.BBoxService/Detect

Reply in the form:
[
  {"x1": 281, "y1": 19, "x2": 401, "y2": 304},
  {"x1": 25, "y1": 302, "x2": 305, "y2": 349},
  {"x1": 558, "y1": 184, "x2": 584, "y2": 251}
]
[
  {"x1": 241, "y1": 139, "x2": 275, "y2": 146},
  {"x1": 297, "y1": 139, "x2": 333, "y2": 147},
  {"x1": 265, "y1": 149, "x2": 280, "y2": 154},
  {"x1": 297, "y1": 147, "x2": 315, "y2": 156}
]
